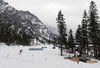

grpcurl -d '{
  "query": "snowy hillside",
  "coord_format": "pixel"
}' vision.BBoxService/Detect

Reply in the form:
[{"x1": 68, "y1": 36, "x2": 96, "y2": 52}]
[
  {"x1": 0, "y1": 43, "x2": 100, "y2": 68},
  {"x1": 0, "y1": 0, "x2": 57, "y2": 42}
]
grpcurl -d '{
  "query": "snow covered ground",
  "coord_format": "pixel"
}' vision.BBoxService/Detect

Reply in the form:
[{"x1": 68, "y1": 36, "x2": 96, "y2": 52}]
[{"x1": 0, "y1": 43, "x2": 100, "y2": 68}]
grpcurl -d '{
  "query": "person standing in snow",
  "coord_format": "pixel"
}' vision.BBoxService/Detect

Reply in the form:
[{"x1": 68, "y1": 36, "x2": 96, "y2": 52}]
[
  {"x1": 77, "y1": 59, "x2": 79, "y2": 64},
  {"x1": 19, "y1": 49, "x2": 22, "y2": 54}
]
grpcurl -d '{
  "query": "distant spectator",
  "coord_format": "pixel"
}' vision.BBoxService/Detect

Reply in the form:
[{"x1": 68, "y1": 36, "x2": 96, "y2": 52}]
[
  {"x1": 19, "y1": 49, "x2": 22, "y2": 54},
  {"x1": 77, "y1": 60, "x2": 79, "y2": 64}
]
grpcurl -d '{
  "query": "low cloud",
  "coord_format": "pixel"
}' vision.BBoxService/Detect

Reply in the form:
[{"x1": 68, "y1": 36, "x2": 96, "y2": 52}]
[{"x1": 6, "y1": 0, "x2": 100, "y2": 32}]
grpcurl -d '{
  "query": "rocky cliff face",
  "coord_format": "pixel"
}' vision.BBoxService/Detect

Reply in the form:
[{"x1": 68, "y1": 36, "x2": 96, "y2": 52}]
[{"x1": 0, "y1": 0, "x2": 57, "y2": 43}]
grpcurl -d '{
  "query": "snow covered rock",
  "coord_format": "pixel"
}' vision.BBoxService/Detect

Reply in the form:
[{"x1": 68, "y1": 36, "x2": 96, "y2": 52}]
[{"x1": 0, "y1": 0, "x2": 57, "y2": 42}]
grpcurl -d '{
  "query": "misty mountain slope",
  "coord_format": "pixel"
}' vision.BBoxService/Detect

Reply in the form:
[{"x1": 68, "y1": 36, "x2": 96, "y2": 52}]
[
  {"x1": 0, "y1": 0, "x2": 57, "y2": 42},
  {"x1": 46, "y1": 25, "x2": 59, "y2": 34}
]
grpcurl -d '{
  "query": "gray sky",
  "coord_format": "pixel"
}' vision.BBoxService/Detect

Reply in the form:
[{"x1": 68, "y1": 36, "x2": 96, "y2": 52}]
[{"x1": 6, "y1": 0, "x2": 100, "y2": 32}]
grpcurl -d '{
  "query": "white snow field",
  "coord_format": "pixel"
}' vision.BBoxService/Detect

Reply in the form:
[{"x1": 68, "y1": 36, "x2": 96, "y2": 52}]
[{"x1": 0, "y1": 43, "x2": 100, "y2": 68}]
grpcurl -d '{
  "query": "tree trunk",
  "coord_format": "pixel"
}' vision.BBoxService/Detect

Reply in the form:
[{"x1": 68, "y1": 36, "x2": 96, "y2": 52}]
[{"x1": 61, "y1": 44, "x2": 63, "y2": 56}]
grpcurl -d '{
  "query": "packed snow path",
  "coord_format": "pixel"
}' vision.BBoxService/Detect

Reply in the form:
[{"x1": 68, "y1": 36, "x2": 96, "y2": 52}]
[{"x1": 0, "y1": 44, "x2": 100, "y2": 68}]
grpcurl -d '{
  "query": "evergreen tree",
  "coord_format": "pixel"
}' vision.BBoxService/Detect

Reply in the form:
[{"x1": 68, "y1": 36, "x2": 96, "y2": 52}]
[
  {"x1": 68, "y1": 29, "x2": 75, "y2": 53},
  {"x1": 75, "y1": 25, "x2": 82, "y2": 45},
  {"x1": 0, "y1": 20, "x2": 4, "y2": 42},
  {"x1": 81, "y1": 10, "x2": 88, "y2": 56},
  {"x1": 88, "y1": 1, "x2": 100, "y2": 58},
  {"x1": 56, "y1": 10, "x2": 67, "y2": 56},
  {"x1": 4, "y1": 21, "x2": 12, "y2": 45},
  {"x1": 97, "y1": 26, "x2": 100, "y2": 59}
]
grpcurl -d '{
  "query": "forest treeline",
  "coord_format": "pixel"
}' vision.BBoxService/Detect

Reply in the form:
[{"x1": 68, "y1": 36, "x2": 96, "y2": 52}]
[
  {"x1": 0, "y1": 20, "x2": 32, "y2": 46},
  {"x1": 56, "y1": 1, "x2": 100, "y2": 59}
]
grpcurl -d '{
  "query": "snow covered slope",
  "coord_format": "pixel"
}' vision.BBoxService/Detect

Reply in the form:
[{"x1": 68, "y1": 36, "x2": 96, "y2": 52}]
[
  {"x1": 0, "y1": 0, "x2": 57, "y2": 42},
  {"x1": 0, "y1": 43, "x2": 100, "y2": 68}
]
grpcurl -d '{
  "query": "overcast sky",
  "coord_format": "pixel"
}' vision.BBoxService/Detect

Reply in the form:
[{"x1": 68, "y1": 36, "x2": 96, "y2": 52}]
[{"x1": 6, "y1": 0, "x2": 100, "y2": 32}]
